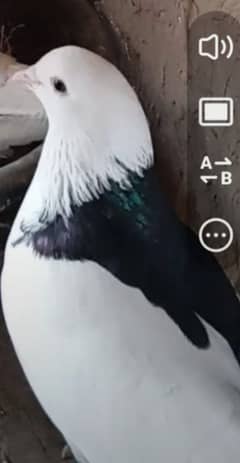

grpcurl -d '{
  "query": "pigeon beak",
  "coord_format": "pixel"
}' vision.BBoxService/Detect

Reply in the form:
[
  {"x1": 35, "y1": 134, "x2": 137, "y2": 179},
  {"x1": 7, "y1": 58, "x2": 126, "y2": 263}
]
[{"x1": 10, "y1": 66, "x2": 41, "y2": 89}]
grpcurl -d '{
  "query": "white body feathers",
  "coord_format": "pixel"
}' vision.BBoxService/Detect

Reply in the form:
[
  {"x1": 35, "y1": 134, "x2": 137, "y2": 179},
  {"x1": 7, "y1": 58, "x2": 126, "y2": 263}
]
[{"x1": 2, "y1": 241, "x2": 240, "y2": 463}]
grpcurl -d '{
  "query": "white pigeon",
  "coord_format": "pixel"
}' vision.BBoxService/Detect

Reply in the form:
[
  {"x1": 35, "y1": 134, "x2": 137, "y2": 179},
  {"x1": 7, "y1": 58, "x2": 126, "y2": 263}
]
[
  {"x1": 2, "y1": 46, "x2": 240, "y2": 463},
  {"x1": 0, "y1": 52, "x2": 47, "y2": 152}
]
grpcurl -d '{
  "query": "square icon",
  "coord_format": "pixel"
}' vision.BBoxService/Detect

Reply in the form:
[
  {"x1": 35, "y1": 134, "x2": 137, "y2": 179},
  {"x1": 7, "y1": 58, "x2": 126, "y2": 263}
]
[{"x1": 199, "y1": 97, "x2": 234, "y2": 127}]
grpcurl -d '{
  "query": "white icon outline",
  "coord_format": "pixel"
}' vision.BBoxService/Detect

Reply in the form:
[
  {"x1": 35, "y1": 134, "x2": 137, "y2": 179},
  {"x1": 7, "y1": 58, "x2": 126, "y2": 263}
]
[
  {"x1": 199, "y1": 97, "x2": 234, "y2": 127},
  {"x1": 214, "y1": 158, "x2": 232, "y2": 166},
  {"x1": 199, "y1": 218, "x2": 233, "y2": 253},
  {"x1": 198, "y1": 34, "x2": 234, "y2": 61}
]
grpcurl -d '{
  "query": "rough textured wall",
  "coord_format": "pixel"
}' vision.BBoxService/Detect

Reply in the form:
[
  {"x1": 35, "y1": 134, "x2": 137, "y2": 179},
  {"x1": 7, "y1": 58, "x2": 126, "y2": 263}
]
[
  {"x1": 96, "y1": 0, "x2": 240, "y2": 208},
  {"x1": 95, "y1": 0, "x2": 240, "y2": 283}
]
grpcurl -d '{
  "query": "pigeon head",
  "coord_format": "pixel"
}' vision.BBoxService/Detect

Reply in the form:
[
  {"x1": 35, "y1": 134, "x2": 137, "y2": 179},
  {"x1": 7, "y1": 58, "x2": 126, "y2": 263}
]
[{"x1": 13, "y1": 46, "x2": 153, "y2": 220}]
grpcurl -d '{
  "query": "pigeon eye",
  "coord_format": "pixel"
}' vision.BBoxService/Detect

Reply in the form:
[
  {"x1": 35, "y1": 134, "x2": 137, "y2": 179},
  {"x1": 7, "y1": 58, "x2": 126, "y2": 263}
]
[{"x1": 51, "y1": 77, "x2": 67, "y2": 95}]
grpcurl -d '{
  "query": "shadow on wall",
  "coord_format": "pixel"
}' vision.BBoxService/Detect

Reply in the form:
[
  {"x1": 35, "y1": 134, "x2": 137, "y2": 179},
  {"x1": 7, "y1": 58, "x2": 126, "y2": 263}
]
[{"x1": 0, "y1": 0, "x2": 120, "y2": 64}]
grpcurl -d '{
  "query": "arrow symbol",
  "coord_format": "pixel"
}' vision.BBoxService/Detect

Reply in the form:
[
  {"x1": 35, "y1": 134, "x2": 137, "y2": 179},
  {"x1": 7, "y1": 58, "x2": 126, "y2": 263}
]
[
  {"x1": 214, "y1": 157, "x2": 232, "y2": 166},
  {"x1": 200, "y1": 175, "x2": 218, "y2": 184}
]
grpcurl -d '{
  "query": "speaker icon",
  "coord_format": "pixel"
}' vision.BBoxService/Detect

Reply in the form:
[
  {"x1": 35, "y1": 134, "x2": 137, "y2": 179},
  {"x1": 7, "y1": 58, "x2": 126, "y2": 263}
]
[{"x1": 199, "y1": 34, "x2": 234, "y2": 61}]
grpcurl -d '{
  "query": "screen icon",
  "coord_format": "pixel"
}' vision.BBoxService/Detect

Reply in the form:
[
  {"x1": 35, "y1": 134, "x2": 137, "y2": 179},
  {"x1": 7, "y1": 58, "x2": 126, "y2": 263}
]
[
  {"x1": 199, "y1": 218, "x2": 233, "y2": 253},
  {"x1": 199, "y1": 34, "x2": 234, "y2": 61},
  {"x1": 199, "y1": 98, "x2": 234, "y2": 127},
  {"x1": 200, "y1": 155, "x2": 233, "y2": 185}
]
